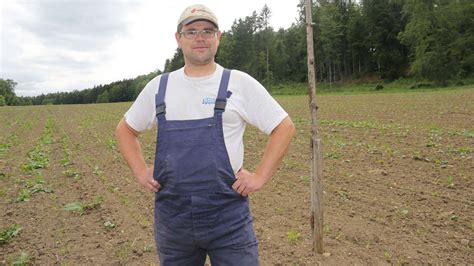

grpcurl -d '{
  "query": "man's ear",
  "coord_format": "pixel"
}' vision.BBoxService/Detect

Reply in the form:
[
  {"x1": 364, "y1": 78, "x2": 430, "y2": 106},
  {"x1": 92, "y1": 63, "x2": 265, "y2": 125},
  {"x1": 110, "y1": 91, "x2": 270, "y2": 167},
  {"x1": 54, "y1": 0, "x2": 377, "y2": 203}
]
[{"x1": 175, "y1": 32, "x2": 182, "y2": 49}]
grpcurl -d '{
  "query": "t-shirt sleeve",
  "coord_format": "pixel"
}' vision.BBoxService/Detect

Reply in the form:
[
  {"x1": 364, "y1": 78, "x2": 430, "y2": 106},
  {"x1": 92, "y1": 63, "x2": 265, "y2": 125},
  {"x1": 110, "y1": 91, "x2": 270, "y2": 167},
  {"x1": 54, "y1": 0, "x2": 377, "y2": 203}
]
[
  {"x1": 236, "y1": 72, "x2": 288, "y2": 135},
  {"x1": 123, "y1": 75, "x2": 160, "y2": 132}
]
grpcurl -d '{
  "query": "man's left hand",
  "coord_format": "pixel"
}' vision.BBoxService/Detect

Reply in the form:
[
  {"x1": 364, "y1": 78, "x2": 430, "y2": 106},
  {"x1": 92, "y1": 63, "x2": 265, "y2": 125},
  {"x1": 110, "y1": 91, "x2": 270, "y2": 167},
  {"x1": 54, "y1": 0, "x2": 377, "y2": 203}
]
[{"x1": 232, "y1": 169, "x2": 267, "y2": 197}]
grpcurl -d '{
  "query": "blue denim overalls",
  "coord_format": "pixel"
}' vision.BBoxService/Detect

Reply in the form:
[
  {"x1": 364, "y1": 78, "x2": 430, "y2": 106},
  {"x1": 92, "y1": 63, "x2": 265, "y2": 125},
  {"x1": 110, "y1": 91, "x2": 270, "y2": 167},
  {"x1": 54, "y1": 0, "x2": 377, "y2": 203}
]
[{"x1": 153, "y1": 69, "x2": 259, "y2": 265}]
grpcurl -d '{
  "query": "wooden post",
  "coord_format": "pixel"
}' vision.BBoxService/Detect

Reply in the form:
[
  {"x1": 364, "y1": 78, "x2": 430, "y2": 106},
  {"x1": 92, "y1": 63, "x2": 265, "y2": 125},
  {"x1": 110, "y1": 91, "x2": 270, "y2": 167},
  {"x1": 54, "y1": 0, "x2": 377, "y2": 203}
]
[{"x1": 305, "y1": 0, "x2": 324, "y2": 254}]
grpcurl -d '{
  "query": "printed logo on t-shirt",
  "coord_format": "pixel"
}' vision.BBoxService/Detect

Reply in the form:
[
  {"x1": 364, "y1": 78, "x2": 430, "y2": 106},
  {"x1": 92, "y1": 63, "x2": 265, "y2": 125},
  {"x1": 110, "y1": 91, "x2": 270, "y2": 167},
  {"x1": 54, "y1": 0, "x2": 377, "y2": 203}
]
[
  {"x1": 202, "y1": 91, "x2": 232, "y2": 105},
  {"x1": 202, "y1": 97, "x2": 216, "y2": 105}
]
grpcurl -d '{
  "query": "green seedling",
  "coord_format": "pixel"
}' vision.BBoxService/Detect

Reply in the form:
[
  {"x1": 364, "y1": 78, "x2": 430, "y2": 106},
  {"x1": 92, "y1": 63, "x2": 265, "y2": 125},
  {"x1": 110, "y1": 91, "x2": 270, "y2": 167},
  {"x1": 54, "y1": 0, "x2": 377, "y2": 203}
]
[
  {"x1": 93, "y1": 166, "x2": 104, "y2": 176},
  {"x1": 11, "y1": 252, "x2": 30, "y2": 266},
  {"x1": 18, "y1": 177, "x2": 53, "y2": 199},
  {"x1": 64, "y1": 197, "x2": 103, "y2": 215},
  {"x1": 30, "y1": 175, "x2": 51, "y2": 189},
  {"x1": 384, "y1": 147, "x2": 396, "y2": 157},
  {"x1": 16, "y1": 189, "x2": 31, "y2": 202},
  {"x1": 0, "y1": 143, "x2": 11, "y2": 157},
  {"x1": 23, "y1": 147, "x2": 49, "y2": 171},
  {"x1": 426, "y1": 140, "x2": 436, "y2": 147},
  {"x1": 426, "y1": 131, "x2": 442, "y2": 147},
  {"x1": 445, "y1": 176, "x2": 455, "y2": 188},
  {"x1": 63, "y1": 169, "x2": 81, "y2": 180},
  {"x1": 338, "y1": 191, "x2": 349, "y2": 201},
  {"x1": 333, "y1": 140, "x2": 348, "y2": 148},
  {"x1": 24, "y1": 178, "x2": 39, "y2": 188},
  {"x1": 104, "y1": 221, "x2": 116, "y2": 229},
  {"x1": 324, "y1": 152, "x2": 340, "y2": 159},
  {"x1": 30, "y1": 183, "x2": 53, "y2": 194},
  {"x1": 0, "y1": 224, "x2": 22, "y2": 245},
  {"x1": 323, "y1": 224, "x2": 331, "y2": 234},
  {"x1": 64, "y1": 202, "x2": 87, "y2": 215},
  {"x1": 291, "y1": 116, "x2": 308, "y2": 124},
  {"x1": 143, "y1": 245, "x2": 153, "y2": 253},
  {"x1": 120, "y1": 195, "x2": 130, "y2": 206},
  {"x1": 456, "y1": 147, "x2": 471, "y2": 156},
  {"x1": 367, "y1": 144, "x2": 380, "y2": 154},
  {"x1": 299, "y1": 175, "x2": 310, "y2": 185},
  {"x1": 287, "y1": 229, "x2": 300, "y2": 243},
  {"x1": 107, "y1": 138, "x2": 117, "y2": 150},
  {"x1": 59, "y1": 151, "x2": 72, "y2": 167},
  {"x1": 448, "y1": 146, "x2": 472, "y2": 157},
  {"x1": 33, "y1": 175, "x2": 45, "y2": 183}
]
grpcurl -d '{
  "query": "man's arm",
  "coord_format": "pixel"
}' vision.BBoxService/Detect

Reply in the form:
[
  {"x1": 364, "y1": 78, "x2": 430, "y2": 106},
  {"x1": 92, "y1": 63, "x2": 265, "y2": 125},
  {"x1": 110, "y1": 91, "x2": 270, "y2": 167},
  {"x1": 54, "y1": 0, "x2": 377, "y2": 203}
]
[
  {"x1": 232, "y1": 116, "x2": 296, "y2": 196},
  {"x1": 115, "y1": 118, "x2": 160, "y2": 192}
]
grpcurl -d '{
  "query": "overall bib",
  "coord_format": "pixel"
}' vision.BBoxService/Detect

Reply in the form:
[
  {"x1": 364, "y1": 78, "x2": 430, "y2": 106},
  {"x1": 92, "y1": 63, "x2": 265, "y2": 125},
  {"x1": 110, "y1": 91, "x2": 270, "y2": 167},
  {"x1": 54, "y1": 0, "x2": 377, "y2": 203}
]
[{"x1": 153, "y1": 69, "x2": 259, "y2": 265}]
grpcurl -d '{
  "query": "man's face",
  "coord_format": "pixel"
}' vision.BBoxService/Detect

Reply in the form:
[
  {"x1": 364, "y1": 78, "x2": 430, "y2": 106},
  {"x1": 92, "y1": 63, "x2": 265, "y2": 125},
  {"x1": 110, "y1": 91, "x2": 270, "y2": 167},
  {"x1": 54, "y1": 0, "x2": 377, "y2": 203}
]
[{"x1": 175, "y1": 20, "x2": 221, "y2": 67}]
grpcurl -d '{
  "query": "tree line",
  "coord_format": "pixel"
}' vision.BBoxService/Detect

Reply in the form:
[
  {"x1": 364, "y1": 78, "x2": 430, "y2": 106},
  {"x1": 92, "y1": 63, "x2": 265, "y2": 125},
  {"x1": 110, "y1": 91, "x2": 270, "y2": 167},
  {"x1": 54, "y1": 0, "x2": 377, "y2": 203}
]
[
  {"x1": 0, "y1": 71, "x2": 160, "y2": 106},
  {"x1": 1, "y1": 0, "x2": 472, "y2": 106},
  {"x1": 168, "y1": 0, "x2": 471, "y2": 86}
]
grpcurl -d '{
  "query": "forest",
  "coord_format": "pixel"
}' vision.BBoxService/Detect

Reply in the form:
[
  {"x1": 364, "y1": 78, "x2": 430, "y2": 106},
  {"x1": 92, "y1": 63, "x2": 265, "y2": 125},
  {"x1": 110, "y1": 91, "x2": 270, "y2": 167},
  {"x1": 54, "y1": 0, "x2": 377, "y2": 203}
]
[{"x1": 1, "y1": 0, "x2": 472, "y2": 106}]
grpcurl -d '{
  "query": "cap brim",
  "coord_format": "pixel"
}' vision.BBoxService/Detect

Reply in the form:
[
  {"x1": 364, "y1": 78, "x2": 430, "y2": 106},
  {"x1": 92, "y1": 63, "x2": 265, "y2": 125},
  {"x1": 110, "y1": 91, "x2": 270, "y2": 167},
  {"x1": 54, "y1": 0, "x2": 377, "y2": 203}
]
[{"x1": 182, "y1": 17, "x2": 218, "y2": 28}]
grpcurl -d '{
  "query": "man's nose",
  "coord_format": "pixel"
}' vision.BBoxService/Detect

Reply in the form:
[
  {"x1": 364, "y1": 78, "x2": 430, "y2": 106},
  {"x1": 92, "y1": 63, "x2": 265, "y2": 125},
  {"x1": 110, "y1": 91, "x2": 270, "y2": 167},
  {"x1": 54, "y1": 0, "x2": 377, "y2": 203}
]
[{"x1": 195, "y1": 32, "x2": 206, "y2": 41}]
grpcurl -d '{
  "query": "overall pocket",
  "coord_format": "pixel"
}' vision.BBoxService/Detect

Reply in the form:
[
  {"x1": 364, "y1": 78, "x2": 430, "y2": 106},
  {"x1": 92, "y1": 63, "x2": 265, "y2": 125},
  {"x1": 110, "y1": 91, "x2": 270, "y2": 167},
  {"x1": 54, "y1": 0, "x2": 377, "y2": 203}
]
[{"x1": 167, "y1": 139, "x2": 218, "y2": 195}]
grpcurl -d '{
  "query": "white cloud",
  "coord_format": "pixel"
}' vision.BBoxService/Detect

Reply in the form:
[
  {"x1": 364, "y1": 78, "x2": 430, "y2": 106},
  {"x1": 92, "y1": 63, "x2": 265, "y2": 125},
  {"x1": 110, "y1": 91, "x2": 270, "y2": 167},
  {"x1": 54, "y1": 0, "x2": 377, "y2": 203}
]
[{"x1": 1, "y1": 0, "x2": 299, "y2": 96}]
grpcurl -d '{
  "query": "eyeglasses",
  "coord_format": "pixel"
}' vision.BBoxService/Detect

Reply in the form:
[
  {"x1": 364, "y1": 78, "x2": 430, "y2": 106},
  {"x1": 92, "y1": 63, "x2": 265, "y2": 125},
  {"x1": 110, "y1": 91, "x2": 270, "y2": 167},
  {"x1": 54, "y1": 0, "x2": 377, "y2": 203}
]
[{"x1": 179, "y1": 29, "x2": 217, "y2": 39}]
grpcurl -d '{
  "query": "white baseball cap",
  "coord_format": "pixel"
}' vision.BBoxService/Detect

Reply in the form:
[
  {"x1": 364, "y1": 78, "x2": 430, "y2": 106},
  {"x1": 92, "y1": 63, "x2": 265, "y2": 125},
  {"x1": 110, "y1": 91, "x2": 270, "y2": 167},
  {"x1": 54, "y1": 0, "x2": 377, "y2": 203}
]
[{"x1": 177, "y1": 4, "x2": 219, "y2": 29}]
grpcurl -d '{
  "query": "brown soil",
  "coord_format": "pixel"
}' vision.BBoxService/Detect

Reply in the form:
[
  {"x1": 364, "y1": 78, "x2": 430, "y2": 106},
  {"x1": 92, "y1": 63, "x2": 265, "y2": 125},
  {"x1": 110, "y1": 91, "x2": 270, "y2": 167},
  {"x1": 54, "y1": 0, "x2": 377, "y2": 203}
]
[{"x1": 1, "y1": 89, "x2": 473, "y2": 265}]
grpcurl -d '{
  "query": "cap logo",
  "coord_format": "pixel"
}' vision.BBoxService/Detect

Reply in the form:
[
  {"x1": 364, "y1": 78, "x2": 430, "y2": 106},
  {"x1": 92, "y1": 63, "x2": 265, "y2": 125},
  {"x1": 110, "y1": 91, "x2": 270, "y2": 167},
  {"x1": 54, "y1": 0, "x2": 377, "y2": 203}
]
[{"x1": 178, "y1": 5, "x2": 218, "y2": 29}]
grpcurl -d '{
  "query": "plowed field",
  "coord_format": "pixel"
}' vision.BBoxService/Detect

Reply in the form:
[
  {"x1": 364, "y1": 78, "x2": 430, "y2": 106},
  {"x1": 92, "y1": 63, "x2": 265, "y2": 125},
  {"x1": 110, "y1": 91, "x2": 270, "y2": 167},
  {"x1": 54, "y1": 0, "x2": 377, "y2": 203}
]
[{"x1": 1, "y1": 88, "x2": 473, "y2": 264}]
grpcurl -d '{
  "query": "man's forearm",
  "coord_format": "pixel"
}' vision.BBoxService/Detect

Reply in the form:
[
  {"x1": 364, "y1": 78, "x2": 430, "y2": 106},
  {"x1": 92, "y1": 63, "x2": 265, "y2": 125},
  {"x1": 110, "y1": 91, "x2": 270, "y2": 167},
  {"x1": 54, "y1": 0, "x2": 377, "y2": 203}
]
[
  {"x1": 255, "y1": 116, "x2": 296, "y2": 182},
  {"x1": 115, "y1": 118, "x2": 147, "y2": 176},
  {"x1": 233, "y1": 116, "x2": 296, "y2": 196}
]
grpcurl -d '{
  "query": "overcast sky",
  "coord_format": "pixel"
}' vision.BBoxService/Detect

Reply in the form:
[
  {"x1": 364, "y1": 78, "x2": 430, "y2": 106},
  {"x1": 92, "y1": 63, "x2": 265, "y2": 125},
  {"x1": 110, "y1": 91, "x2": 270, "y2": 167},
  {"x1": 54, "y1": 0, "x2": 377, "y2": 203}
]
[{"x1": 0, "y1": 0, "x2": 300, "y2": 97}]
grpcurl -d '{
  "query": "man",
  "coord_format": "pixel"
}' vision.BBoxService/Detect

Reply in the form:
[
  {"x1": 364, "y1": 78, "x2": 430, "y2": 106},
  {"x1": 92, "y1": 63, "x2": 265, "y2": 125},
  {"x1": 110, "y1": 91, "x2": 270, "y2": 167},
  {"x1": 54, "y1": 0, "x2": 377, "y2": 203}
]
[{"x1": 115, "y1": 4, "x2": 295, "y2": 265}]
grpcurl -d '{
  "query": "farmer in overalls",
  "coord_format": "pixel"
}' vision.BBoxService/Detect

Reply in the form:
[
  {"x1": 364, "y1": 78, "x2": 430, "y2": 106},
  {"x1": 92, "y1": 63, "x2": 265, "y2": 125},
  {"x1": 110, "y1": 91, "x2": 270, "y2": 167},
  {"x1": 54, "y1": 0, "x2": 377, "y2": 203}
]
[{"x1": 115, "y1": 4, "x2": 295, "y2": 265}]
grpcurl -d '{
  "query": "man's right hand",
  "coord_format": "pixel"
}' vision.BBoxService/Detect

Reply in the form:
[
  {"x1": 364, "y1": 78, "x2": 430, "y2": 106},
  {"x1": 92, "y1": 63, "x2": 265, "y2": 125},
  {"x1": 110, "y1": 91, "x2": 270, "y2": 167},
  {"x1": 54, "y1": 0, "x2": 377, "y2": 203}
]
[{"x1": 136, "y1": 166, "x2": 161, "y2": 192}]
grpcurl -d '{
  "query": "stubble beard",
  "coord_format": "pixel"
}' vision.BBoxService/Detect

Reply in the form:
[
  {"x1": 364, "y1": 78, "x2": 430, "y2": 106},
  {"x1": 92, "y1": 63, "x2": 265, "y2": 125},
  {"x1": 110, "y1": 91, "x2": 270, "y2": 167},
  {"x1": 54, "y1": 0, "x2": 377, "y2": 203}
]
[{"x1": 185, "y1": 51, "x2": 215, "y2": 66}]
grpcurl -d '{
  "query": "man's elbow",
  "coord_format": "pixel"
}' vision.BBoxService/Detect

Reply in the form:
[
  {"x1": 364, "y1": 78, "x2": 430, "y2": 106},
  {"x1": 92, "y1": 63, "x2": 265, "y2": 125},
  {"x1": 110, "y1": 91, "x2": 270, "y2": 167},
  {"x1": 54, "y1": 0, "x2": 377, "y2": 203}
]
[
  {"x1": 274, "y1": 116, "x2": 296, "y2": 139},
  {"x1": 116, "y1": 118, "x2": 139, "y2": 141},
  {"x1": 286, "y1": 117, "x2": 296, "y2": 138}
]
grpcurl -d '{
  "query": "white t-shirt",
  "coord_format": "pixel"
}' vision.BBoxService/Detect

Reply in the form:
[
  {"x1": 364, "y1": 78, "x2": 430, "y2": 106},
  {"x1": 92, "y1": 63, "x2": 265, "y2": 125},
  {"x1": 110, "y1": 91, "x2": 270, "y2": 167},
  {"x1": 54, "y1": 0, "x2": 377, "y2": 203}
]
[{"x1": 125, "y1": 64, "x2": 288, "y2": 173}]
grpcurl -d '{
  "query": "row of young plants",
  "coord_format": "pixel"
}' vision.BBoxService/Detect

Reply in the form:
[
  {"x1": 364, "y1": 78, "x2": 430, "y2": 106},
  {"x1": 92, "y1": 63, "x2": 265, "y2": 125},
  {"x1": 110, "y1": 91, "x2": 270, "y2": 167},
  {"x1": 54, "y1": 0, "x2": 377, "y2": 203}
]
[
  {"x1": 63, "y1": 111, "x2": 154, "y2": 261},
  {"x1": 0, "y1": 111, "x2": 33, "y2": 181},
  {"x1": 55, "y1": 113, "x2": 121, "y2": 237},
  {"x1": 86, "y1": 109, "x2": 160, "y2": 260},
  {"x1": 2, "y1": 114, "x2": 114, "y2": 263},
  {"x1": 1, "y1": 117, "x2": 55, "y2": 264},
  {"x1": 55, "y1": 118, "x2": 107, "y2": 216},
  {"x1": 17, "y1": 117, "x2": 55, "y2": 202},
  {"x1": 4, "y1": 115, "x2": 110, "y2": 263},
  {"x1": 0, "y1": 225, "x2": 29, "y2": 264}
]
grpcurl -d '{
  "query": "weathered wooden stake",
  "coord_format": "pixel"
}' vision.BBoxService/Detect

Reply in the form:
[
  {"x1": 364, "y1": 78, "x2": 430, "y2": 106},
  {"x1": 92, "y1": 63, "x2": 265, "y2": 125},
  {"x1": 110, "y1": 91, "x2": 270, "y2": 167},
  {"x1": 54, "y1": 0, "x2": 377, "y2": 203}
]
[{"x1": 305, "y1": 0, "x2": 324, "y2": 254}]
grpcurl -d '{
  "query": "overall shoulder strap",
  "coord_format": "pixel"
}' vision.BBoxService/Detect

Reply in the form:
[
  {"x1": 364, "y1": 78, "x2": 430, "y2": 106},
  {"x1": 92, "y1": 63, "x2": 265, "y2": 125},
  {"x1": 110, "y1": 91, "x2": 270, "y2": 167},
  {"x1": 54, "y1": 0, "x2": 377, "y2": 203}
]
[
  {"x1": 214, "y1": 69, "x2": 231, "y2": 112},
  {"x1": 155, "y1": 73, "x2": 169, "y2": 118}
]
